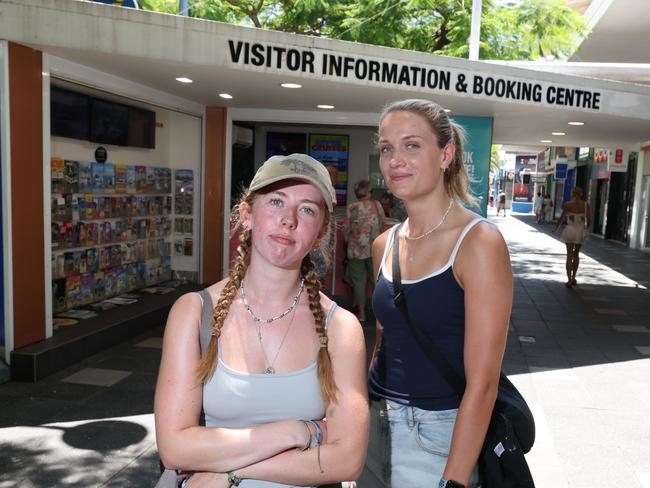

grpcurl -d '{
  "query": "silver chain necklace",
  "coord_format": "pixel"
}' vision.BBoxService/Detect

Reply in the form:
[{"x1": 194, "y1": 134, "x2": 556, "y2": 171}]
[
  {"x1": 255, "y1": 307, "x2": 296, "y2": 374},
  {"x1": 404, "y1": 198, "x2": 454, "y2": 241},
  {"x1": 240, "y1": 278, "x2": 305, "y2": 324}
]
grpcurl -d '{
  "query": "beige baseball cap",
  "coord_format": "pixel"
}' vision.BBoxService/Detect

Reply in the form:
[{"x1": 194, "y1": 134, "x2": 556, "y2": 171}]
[{"x1": 249, "y1": 153, "x2": 337, "y2": 211}]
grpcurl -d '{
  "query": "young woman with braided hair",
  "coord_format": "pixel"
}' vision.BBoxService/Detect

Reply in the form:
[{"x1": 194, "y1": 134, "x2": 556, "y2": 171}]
[
  {"x1": 359, "y1": 99, "x2": 513, "y2": 488},
  {"x1": 154, "y1": 154, "x2": 369, "y2": 488}
]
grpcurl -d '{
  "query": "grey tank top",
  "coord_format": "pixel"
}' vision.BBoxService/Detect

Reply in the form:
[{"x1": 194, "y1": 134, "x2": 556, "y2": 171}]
[{"x1": 195, "y1": 289, "x2": 335, "y2": 488}]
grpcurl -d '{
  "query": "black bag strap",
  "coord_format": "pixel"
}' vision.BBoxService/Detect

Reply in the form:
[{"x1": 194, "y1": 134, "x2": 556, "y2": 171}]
[{"x1": 391, "y1": 223, "x2": 466, "y2": 398}]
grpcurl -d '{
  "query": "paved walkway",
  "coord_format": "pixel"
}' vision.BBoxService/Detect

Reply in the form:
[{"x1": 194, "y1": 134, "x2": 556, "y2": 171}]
[{"x1": 1, "y1": 212, "x2": 650, "y2": 487}]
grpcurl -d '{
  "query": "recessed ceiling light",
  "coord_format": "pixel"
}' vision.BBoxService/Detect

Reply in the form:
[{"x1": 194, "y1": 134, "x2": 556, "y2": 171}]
[
  {"x1": 444, "y1": 109, "x2": 451, "y2": 113},
  {"x1": 42, "y1": 72, "x2": 49, "y2": 76},
  {"x1": 219, "y1": 93, "x2": 233, "y2": 99},
  {"x1": 317, "y1": 104, "x2": 335, "y2": 109},
  {"x1": 176, "y1": 77, "x2": 193, "y2": 83},
  {"x1": 540, "y1": 139, "x2": 552, "y2": 143},
  {"x1": 281, "y1": 83, "x2": 302, "y2": 89},
  {"x1": 551, "y1": 132, "x2": 565, "y2": 136},
  {"x1": 568, "y1": 121, "x2": 584, "y2": 126}
]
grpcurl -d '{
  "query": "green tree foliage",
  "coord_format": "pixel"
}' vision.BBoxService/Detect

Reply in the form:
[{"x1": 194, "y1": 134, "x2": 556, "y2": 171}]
[{"x1": 139, "y1": 0, "x2": 588, "y2": 61}]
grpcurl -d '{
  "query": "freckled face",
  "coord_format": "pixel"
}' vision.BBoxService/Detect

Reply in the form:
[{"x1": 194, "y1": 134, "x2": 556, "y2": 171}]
[
  {"x1": 242, "y1": 181, "x2": 326, "y2": 269},
  {"x1": 378, "y1": 111, "x2": 452, "y2": 201}
]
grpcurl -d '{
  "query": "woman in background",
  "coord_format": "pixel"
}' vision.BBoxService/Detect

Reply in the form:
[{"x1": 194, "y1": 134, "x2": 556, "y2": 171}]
[
  {"x1": 554, "y1": 186, "x2": 590, "y2": 287},
  {"x1": 344, "y1": 179, "x2": 385, "y2": 323}
]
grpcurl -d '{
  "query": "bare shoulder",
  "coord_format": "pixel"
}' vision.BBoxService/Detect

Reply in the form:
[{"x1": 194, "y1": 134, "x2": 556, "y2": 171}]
[
  {"x1": 319, "y1": 293, "x2": 364, "y2": 355},
  {"x1": 202, "y1": 277, "x2": 231, "y2": 307},
  {"x1": 457, "y1": 217, "x2": 509, "y2": 264},
  {"x1": 372, "y1": 225, "x2": 396, "y2": 254}
]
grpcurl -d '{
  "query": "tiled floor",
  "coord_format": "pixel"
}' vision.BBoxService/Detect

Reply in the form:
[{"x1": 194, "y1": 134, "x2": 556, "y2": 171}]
[{"x1": 1, "y1": 211, "x2": 650, "y2": 487}]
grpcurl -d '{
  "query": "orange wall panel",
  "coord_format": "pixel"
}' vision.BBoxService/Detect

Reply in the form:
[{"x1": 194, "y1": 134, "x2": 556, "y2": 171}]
[
  {"x1": 202, "y1": 107, "x2": 226, "y2": 284},
  {"x1": 9, "y1": 43, "x2": 45, "y2": 348}
]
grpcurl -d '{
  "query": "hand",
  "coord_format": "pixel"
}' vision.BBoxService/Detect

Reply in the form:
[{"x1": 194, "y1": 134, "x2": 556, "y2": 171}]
[{"x1": 185, "y1": 472, "x2": 229, "y2": 488}]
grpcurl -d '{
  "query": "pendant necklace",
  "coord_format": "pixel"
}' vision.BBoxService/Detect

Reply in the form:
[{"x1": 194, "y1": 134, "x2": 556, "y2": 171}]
[
  {"x1": 240, "y1": 277, "x2": 305, "y2": 374},
  {"x1": 240, "y1": 277, "x2": 305, "y2": 324},
  {"x1": 404, "y1": 198, "x2": 454, "y2": 241},
  {"x1": 255, "y1": 306, "x2": 296, "y2": 374}
]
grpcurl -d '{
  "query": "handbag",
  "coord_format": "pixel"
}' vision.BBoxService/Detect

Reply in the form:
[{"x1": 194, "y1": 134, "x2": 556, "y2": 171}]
[{"x1": 390, "y1": 224, "x2": 535, "y2": 487}]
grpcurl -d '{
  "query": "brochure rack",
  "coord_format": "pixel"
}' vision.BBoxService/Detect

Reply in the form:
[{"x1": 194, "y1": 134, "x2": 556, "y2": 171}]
[{"x1": 50, "y1": 158, "x2": 173, "y2": 314}]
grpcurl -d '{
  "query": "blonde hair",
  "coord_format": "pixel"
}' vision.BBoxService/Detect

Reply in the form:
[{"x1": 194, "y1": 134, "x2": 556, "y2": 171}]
[
  {"x1": 379, "y1": 99, "x2": 478, "y2": 206},
  {"x1": 196, "y1": 191, "x2": 337, "y2": 403}
]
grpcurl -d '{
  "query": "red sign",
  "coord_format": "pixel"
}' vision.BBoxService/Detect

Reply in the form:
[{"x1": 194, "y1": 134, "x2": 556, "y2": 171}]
[{"x1": 615, "y1": 149, "x2": 623, "y2": 164}]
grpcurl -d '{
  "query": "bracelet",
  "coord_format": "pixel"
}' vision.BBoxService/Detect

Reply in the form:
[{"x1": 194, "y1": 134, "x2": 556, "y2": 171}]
[
  {"x1": 300, "y1": 420, "x2": 312, "y2": 451},
  {"x1": 306, "y1": 420, "x2": 322, "y2": 447},
  {"x1": 227, "y1": 470, "x2": 242, "y2": 487}
]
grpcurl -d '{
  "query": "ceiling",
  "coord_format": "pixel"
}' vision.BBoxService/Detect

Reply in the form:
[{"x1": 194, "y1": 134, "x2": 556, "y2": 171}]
[{"x1": 8, "y1": 0, "x2": 650, "y2": 152}]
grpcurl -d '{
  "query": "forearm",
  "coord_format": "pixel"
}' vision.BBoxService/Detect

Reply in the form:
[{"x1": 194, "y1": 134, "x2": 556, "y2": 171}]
[
  {"x1": 236, "y1": 437, "x2": 365, "y2": 485},
  {"x1": 443, "y1": 385, "x2": 497, "y2": 485},
  {"x1": 158, "y1": 420, "x2": 304, "y2": 473}
]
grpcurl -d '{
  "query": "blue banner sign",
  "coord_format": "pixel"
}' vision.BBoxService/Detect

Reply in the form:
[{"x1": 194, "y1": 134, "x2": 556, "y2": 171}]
[
  {"x1": 454, "y1": 116, "x2": 493, "y2": 217},
  {"x1": 555, "y1": 163, "x2": 568, "y2": 180}
]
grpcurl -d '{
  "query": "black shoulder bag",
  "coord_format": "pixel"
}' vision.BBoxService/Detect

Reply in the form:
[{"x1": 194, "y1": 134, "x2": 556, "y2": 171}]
[{"x1": 391, "y1": 224, "x2": 535, "y2": 488}]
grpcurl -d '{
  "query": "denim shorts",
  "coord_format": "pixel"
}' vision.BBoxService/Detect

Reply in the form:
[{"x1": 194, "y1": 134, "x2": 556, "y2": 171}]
[{"x1": 358, "y1": 399, "x2": 479, "y2": 488}]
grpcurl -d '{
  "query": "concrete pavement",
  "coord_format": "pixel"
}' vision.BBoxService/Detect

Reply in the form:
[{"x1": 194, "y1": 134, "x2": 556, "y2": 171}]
[{"x1": 1, "y1": 211, "x2": 650, "y2": 487}]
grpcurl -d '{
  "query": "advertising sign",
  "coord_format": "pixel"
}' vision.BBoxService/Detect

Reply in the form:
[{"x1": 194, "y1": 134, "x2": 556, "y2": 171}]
[
  {"x1": 453, "y1": 116, "x2": 493, "y2": 217},
  {"x1": 91, "y1": 0, "x2": 139, "y2": 7},
  {"x1": 308, "y1": 134, "x2": 349, "y2": 206},
  {"x1": 555, "y1": 163, "x2": 568, "y2": 180},
  {"x1": 607, "y1": 148, "x2": 628, "y2": 173}
]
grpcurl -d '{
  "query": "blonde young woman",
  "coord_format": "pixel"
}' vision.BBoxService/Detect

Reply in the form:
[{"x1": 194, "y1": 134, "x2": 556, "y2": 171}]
[
  {"x1": 553, "y1": 186, "x2": 590, "y2": 287},
  {"x1": 360, "y1": 99, "x2": 513, "y2": 488},
  {"x1": 154, "y1": 154, "x2": 369, "y2": 488}
]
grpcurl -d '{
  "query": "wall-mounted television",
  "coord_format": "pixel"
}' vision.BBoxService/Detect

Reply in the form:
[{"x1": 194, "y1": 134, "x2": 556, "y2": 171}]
[
  {"x1": 51, "y1": 86, "x2": 90, "y2": 140},
  {"x1": 51, "y1": 85, "x2": 156, "y2": 149},
  {"x1": 128, "y1": 106, "x2": 156, "y2": 149},
  {"x1": 89, "y1": 98, "x2": 129, "y2": 146}
]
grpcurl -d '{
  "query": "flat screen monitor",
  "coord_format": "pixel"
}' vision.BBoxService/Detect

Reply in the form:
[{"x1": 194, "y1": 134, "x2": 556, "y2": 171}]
[
  {"x1": 51, "y1": 86, "x2": 90, "y2": 140},
  {"x1": 90, "y1": 98, "x2": 129, "y2": 146},
  {"x1": 128, "y1": 106, "x2": 156, "y2": 149}
]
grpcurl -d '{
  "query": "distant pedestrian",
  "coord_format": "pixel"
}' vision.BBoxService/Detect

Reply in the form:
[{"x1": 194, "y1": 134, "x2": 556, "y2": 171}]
[
  {"x1": 533, "y1": 192, "x2": 543, "y2": 223},
  {"x1": 496, "y1": 190, "x2": 507, "y2": 216},
  {"x1": 554, "y1": 186, "x2": 590, "y2": 287},
  {"x1": 543, "y1": 194, "x2": 553, "y2": 223},
  {"x1": 344, "y1": 179, "x2": 385, "y2": 322}
]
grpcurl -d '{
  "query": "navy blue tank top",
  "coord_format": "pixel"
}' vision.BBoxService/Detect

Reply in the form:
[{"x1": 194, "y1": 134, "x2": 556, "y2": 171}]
[{"x1": 368, "y1": 218, "x2": 485, "y2": 410}]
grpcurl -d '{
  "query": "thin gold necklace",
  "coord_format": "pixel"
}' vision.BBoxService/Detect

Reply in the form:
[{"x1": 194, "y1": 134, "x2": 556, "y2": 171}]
[{"x1": 404, "y1": 198, "x2": 454, "y2": 240}]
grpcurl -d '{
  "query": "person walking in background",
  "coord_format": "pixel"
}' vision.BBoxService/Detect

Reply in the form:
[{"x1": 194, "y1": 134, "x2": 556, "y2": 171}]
[
  {"x1": 360, "y1": 99, "x2": 512, "y2": 488},
  {"x1": 533, "y1": 191, "x2": 543, "y2": 223},
  {"x1": 380, "y1": 191, "x2": 407, "y2": 224},
  {"x1": 154, "y1": 154, "x2": 369, "y2": 488},
  {"x1": 344, "y1": 180, "x2": 385, "y2": 323},
  {"x1": 554, "y1": 186, "x2": 590, "y2": 288},
  {"x1": 496, "y1": 190, "x2": 507, "y2": 216},
  {"x1": 543, "y1": 194, "x2": 554, "y2": 223}
]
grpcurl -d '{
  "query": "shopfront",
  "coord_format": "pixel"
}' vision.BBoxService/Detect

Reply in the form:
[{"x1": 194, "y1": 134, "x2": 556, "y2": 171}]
[{"x1": 4, "y1": 0, "x2": 650, "y2": 380}]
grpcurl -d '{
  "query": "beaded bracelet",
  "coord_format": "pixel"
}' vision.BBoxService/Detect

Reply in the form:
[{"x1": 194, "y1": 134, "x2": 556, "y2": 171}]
[
  {"x1": 306, "y1": 420, "x2": 322, "y2": 447},
  {"x1": 300, "y1": 420, "x2": 312, "y2": 451},
  {"x1": 306, "y1": 420, "x2": 324, "y2": 473},
  {"x1": 227, "y1": 470, "x2": 242, "y2": 487}
]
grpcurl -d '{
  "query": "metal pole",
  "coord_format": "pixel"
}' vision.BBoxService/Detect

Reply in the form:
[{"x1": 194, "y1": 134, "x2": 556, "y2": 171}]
[
  {"x1": 469, "y1": 0, "x2": 482, "y2": 60},
  {"x1": 179, "y1": 0, "x2": 188, "y2": 16}
]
